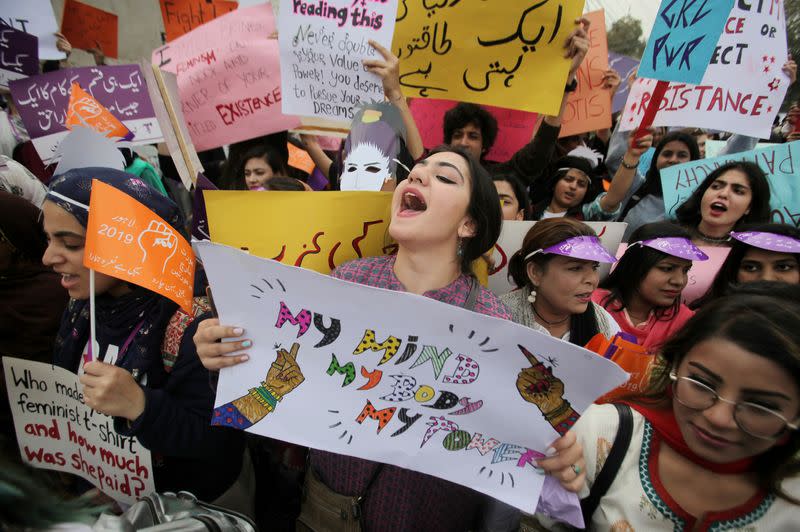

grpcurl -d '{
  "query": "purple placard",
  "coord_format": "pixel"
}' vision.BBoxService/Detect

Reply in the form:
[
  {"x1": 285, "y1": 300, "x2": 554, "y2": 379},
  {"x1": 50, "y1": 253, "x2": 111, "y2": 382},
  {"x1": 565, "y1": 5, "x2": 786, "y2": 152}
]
[
  {"x1": 608, "y1": 52, "x2": 640, "y2": 115},
  {"x1": 0, "y1": 22, "x2": 39, "y2": 89},
  {"x1": 192, "y1": 173, "x2": 218, "y2": 240},
  {"x1": 9, "y1": 64, "x2": 163, "y2": 162}
]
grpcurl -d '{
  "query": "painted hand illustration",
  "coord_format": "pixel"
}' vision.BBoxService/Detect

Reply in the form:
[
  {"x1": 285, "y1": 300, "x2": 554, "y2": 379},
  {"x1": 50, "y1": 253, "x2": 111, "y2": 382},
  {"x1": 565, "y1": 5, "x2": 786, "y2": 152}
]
[
  {"x1": 516, "y1": 345, "x2": 579, "y2": 436},
  {"x1": 211, "y1": 343, "x2": 304, "y2": 430},
  {"x1": 137, "y1": 220, "x2": 178, "y2": 274}
]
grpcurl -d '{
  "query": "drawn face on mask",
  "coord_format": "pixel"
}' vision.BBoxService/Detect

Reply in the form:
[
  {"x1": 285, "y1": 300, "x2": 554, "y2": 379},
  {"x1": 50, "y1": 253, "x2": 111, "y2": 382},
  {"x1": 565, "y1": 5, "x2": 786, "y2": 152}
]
[{"x1": 340, "y1": 143, "x2": 392, "y2": 191}]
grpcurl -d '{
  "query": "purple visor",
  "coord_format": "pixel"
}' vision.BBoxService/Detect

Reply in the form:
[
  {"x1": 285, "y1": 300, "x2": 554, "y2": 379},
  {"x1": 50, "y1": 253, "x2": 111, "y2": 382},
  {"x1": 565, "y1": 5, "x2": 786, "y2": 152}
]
[
  {"x1": 730, "y1": 231, "x2": 800, "y2": 253},
  {"x1": 525, "y1": 235, "x2": 617, "y2": 263},
  {"x1": 630, "y1": 237, "x2": 709, "y2": 261}
]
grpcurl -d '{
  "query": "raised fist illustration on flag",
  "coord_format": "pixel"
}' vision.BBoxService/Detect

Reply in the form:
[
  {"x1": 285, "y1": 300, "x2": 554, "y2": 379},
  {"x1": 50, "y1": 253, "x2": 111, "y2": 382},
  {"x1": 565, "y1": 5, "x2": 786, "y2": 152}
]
[{"x1": 137, "y1": 220, "x2": 178, "y2": 274}]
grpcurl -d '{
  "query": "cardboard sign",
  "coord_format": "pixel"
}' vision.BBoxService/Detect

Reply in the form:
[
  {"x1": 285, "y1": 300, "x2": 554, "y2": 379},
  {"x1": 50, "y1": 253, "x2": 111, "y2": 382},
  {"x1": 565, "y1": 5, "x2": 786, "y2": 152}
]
[
  {"x1": 620, "y1": 2, "x2": 789, "y2": 138},
  {"x1": 0, "y1": 0, "x2": 64, "y2": 60},
  {"x1": 560, "y1": 10, "x2": 611, "y2": 138},
  {"x1": 65, "y1": 83, "x2": 131, "y2": 140},
  {"x1": 704, "y1": 139, "x2": 774, "y2": 159},
  {"x1": 392, "y1": 0, "x2": 583, "y2": 115},
  {"x1": 278, "y1": 0, "x2": 398, "y2": 120},
  {"x1": 0, "y1": 23, "x2": 38, "y2": 90},
  {"x1": 84, "y1": 180, "x2": 195, "y2": 311},
  {"x1": 205, "y1": 190, "x2": 393, "y2": 273},
  {"x1": 608, "y1": 52, "x2": 640, "y2": 114},
  {"x1": 3, "y1": 357, "x2": 155, "y2": 504},
  {"x1": 159, "y1": 0, "x2": 237, "y2": 42},
  {"x1": 197, "y1": 240, "x2": 628, "y2": 514},
  {"x1": 287, "y1": 142, "x2": 315, "y2": 174},
  {"x1": 488, "y1": 221, "x2": 627, "y2": 296},
  {"x1": 638, "y1": 0, "x2": 734, "y2": 84},
  {"x1": 408, "y1": 98, "x2": 538, "y2": 163},
  {"x1": 152, "y1": 4, "x2": 299, "y2": 152},
  {"x1": 9, "y1": 65, "x2": 163, "y2": 163},
  {"x1": 681, "y1": 246, "x2": 730, "y2": 305},
  {"x1": 60, "y1": 0, "x2": 118, "y2": 58},
  {"x1": 660, "y1": 141, "x2": 800, "y2": 227}
]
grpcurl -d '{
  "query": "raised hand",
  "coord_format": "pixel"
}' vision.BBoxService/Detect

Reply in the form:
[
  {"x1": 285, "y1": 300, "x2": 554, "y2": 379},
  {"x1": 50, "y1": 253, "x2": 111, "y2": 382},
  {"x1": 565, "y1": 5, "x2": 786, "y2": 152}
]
[{"x1": 516, "y1": 345, "x2": 578, "y2": 435}]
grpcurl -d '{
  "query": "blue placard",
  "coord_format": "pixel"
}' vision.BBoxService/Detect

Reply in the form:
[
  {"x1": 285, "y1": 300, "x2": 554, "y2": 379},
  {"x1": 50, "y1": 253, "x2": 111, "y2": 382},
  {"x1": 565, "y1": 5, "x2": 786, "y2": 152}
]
[
  {"x1": 660, "y1": 141, "x2": 800, "y2": 227},
  {"x1": 638, "y1": 0, "x2": 735, "y2": 84}
]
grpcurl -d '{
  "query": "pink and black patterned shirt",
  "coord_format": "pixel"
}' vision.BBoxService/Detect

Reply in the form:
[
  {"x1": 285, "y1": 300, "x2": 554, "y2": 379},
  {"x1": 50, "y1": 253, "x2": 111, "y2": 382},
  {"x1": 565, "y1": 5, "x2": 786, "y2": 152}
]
[{"x1": 311, "y1": 254, "x2": 512, "y2": 531}]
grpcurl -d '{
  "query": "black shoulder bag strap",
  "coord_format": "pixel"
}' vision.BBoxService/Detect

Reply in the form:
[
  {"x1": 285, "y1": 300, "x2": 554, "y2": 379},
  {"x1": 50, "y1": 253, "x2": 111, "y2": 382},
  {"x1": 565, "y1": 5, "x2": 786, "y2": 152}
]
[{"x1": 580, "y1": 403, "x2": 633, "y2": 526}]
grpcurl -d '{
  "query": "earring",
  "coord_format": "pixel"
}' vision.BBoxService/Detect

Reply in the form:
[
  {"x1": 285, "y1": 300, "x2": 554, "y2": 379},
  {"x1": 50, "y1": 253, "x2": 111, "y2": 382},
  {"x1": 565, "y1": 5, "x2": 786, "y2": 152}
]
[
  {"x1": 456, "y1": 238, "x2": 464, "y2": 258},
  {"x1": 528, "y1": 285, "x2": 537, "y2": 304}
]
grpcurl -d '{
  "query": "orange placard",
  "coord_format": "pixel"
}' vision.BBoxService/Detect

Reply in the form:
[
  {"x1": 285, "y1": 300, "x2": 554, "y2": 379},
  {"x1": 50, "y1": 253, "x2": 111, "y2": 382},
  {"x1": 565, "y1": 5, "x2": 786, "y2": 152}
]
[
  {"x1": 65, "y1": 83, "x2": 131, "y2": 140},
  {"x1": 61, "y1": 0, "x2": 119, "y2": 58},
  {"x1": 287, "y1": 143, "x2": 315, "y2": 174},
  {"x1": 84, "y1": 180, "x2": 195, "y2": 311},
  {"x1": 159, "y1": 0, "x2": 238, "y2": 42},
  {"x1": 585, "y1": 333, "x2": 655, "y2": 404},
  {"x1": 559, "y1": 10, "x2": 612, "y2": 138}
]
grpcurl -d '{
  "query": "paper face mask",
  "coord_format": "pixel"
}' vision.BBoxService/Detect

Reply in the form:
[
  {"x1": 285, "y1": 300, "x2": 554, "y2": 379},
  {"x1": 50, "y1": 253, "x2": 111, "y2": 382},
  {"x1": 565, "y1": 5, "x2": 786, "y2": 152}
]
[{"x1": 340, "y1": 142, "x2": 391, "y2": 191}]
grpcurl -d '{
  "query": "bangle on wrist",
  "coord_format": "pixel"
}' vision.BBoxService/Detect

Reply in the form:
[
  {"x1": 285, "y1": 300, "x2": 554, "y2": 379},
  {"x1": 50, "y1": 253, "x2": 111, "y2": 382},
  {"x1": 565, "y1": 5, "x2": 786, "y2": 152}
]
[{"x1": 621, "y1": 157, "x2": 639, "y2": 169}]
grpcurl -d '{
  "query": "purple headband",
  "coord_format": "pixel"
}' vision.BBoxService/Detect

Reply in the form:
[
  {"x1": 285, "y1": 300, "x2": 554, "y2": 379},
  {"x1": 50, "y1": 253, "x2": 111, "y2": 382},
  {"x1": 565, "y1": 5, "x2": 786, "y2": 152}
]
[
  {"x1": 730, "y1": 231, "x2": 800, "y2": 253},
  {"x1": 525, "y1": 235, "x2": 617, "y2": 263},
  {"x1": 629, "y1": 237, "x2": 709, "y2": 261}
]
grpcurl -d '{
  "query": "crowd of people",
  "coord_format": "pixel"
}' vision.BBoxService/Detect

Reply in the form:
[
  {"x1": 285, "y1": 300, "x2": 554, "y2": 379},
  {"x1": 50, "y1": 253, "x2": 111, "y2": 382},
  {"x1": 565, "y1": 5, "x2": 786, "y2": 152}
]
[{"x1": 2, "y1": 14, "x2": 800, "y2": 532}]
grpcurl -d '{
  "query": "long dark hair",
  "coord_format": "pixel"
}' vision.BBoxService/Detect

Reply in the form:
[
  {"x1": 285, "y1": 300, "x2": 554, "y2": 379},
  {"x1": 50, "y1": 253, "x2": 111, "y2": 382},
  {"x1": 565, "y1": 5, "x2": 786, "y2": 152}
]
[
  {"x1": 641, "y1": 282, "x2": 800, "y2": 503},
  {"x1": 508, "y1": 218, "x2": 601, "y2": 346},
  {"x1": 691, "y1": 223, "x2": 800, "y2": 309},
  {"x1": 426, "y1": 145, "x2": 502, "y2": 274},
  {"x1": 493, "y1": 173, "x2": 530, "y2": 219},
  {"x1": 674, "y1": 161, "x2": 772, "y2": 230},
  {"x1": 228, "y1": 144, "x2": 289, "y2": 190},
  {"x1": 530, "y1": 156, "x2": 599, "y2": 220},
  {"x1": 600, "y1": 222, "x2": 691, "y2": 320}
]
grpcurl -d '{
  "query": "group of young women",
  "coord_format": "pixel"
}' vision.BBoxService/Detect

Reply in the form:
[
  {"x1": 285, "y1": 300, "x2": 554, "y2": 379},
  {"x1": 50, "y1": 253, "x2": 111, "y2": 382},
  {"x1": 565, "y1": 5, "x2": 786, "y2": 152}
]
[{"x1": 5, "y1": 15, "x2": 800, "y2": 532}]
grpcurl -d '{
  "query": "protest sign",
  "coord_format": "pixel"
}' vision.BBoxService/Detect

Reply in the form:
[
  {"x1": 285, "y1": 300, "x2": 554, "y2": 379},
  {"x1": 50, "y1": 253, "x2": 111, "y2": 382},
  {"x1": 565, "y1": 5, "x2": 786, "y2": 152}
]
[
  {"x1": 560, "y1": 10, "x2": 610, "y2": 138},
  {"x1": 196, "y1": 240, "x2": 628, "y2": 513},
  {"x1": 704, "y1": 139, "x2": 774, "y2": 159},
  {"x1": 152, "y1": 4, "x2": 299, "y2": 152},
  {"x1": 278, "y1": 0, "x2": 398, "y2": 121},
  {"x1": 191, "y1": 173, "x2": 217, "y2": 240},
  {"x1": 65, "y1": 83, "x2": 131, "y2": 140},
  {"x1": 392, "y1": 0, "x2": 583, "y2": 115},
  {"x1": 287, "y1": 142, "x2": 315, "y2": 173},
  {"x1": 140, "y1": 62, "x2": 203, "y2": 190},
  {"x1": 488, "y1": 221, "x2": 627, "y2": 296},
  {"x1": 159, "y1": 0, "x2": 238, "y2": 42},
  {"x1": 637, "y1": 147, "x2": 655, "y2": 177},
  {"x1": 682, "y1": 246, "x2": 729, "y2": 305},
  {"x1": 84, "y1": 180, "x2": 195, "y2": 311},
  {"x1": 205, "y1": 190, "x2": 393, "y2": 273},
  {"x1": 53, "y1": 127, "x2": 126, "y2": 176},
  {"x1": 609, "y1": 52, "x2": 639, "y2": 114},
  {"x1": 60, "y1": 0, "x2": 118, "y2": 58},
  {"x1": 620, "y1": 2, "x2": 789, "y2": 138},
  {"x1": 660, "y1": 141, "x2": 800, "y2": 227},
  {"x1": 638, "y1": 0, "x2": 734, "y2": 84},
  {"x1": 9, "y1": 65, "x2": 163, "y2": 163},
  {"x1": 3, "y1": 357, "x2": 155, "y2": 504},
  {"x1": 0, "y1": 23, "x2": 38, "y2": 90},
  {"x1": 0, "y1": 0, "x2": 63, "y2": 60},
  {"x1": 408, "y1": 98, "x2": 538, "y2": 163}
]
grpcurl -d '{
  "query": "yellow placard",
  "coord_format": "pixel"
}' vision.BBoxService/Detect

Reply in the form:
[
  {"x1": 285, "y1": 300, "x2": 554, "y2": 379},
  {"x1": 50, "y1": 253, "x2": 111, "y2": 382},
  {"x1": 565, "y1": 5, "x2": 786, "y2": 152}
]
[
  {"x1": 205, "y1": 191, "x2": 395, "y2": 274},
  {"x1": 392, "y1": 0, "x2": 584, "y2": 115}
]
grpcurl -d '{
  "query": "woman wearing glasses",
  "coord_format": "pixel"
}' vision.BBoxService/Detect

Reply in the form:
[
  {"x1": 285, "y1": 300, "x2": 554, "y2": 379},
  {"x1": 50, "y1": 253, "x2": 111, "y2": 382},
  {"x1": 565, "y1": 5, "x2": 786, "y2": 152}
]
[{"x1": 538, "y1": 282, "x2": 800, "y2": 530}]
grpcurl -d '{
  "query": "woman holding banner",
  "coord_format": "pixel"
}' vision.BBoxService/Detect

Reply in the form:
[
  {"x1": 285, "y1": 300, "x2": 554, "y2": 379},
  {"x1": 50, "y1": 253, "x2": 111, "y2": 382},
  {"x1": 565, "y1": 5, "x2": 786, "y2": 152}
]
[
  {"x1": 594, "y1": 222, "x2": 707, "y2": 352},
  {"x1": 502, "y1": 218, "x2": 620, "y2": 345},
  {"x1": 537, "y1": 283, "x2": 800, "y2": 530},
  {"x1": 194, "y1": 146, "x2": 587, "y2": 530},
  {"x1": 674, "y1": 161, "x2": 772, "y2": 247},
  {"x1": 692, "y1": 223, "x2": 800, "y2": 309},
  {"x1": 40, "y1": 168, "x2": 251, "y2": 514}
]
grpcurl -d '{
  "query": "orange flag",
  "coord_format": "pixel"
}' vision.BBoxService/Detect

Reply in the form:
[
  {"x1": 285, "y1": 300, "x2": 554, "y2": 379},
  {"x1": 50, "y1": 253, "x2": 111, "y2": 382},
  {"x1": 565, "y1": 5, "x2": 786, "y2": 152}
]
[
  {"x1": 65, "y1": 83, "x2": 131, "y2": 140},
  {"x1": 287, "y1": 143, "x2": 315, "y2": 174},
  {"x1": 84, "y1": 180, "x2": 194, "y2": 311}
]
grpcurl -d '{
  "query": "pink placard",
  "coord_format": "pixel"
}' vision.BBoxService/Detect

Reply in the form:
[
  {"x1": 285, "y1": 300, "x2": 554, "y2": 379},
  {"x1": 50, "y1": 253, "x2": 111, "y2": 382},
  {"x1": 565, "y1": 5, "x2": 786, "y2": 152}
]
[
  {"x1": 151, "y1": 4, "x2": 298, "y2": 152},
  {"x1": 408, "y1": 98, "x2": 538, "y2": 163}
]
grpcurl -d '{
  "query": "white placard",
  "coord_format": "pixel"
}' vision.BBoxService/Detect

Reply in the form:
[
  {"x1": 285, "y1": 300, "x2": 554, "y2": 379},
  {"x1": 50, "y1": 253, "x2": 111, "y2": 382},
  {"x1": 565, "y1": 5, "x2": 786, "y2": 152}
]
[
  {"x1": 197, "y1": 241, "x2": 628, "y2": 513},
  {"x1": 0, "y1": 0, "x2": 64, "y2": 60}
]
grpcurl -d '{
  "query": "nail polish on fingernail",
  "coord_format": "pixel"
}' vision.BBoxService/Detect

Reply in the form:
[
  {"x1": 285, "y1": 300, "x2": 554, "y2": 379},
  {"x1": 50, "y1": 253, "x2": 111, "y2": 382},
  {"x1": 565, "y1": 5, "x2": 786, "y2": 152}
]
[
  {"x1": 241, "y1": 340, "x2": 252, "y2": 348},
  {"x1": 545, "y1": 447, "x2": 557, "y2": 457},
  {"x1": 240, "y1": 355, "x2": 249, "y2": 361},
  {"x1": 233, "y1": 328, "x2": 244, "y2": 335}
]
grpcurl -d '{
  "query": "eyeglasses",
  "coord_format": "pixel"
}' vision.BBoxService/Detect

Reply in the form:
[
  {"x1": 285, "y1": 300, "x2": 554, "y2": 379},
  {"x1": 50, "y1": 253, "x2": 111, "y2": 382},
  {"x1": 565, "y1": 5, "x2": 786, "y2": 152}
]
[{"x1": 670, "y1": 373, "x2": 799, "y2": 440}]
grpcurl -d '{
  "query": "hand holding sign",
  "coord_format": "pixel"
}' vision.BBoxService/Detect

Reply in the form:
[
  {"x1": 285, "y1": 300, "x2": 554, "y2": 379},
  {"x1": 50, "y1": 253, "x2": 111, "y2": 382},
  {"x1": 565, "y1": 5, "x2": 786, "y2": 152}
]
[{"x1": 80, "y1": 361, "x2": 146, "y2": 421}]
